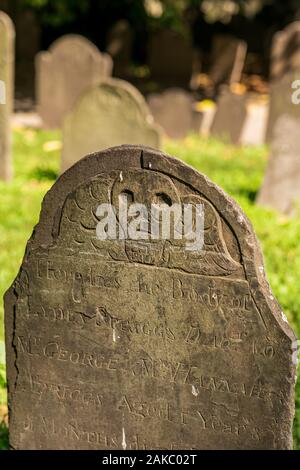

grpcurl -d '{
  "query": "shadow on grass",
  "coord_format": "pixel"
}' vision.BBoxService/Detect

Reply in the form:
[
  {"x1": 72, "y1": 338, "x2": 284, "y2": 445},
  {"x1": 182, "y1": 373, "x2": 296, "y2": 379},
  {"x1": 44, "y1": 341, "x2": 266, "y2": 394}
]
[
  {"x1": 0, "y1": 419, "x2": 8, "y2": 450},
  {"x1": 30, "y1": 167, "x2": 58, "y2": 181},
  {"x1": 237, "y1": 189, "x2": 258, "y2": 203}
]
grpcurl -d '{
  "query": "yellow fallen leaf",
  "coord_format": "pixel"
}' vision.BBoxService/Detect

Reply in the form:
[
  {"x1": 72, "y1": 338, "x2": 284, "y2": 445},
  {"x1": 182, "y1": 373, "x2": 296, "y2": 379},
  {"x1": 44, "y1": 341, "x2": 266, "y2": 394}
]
[
  {"x1": 194, "y1": 100, "x2": 216, "y2": 112},
  {"x1": 43, "y1": 140, "x2": 62, "y2": 152}
]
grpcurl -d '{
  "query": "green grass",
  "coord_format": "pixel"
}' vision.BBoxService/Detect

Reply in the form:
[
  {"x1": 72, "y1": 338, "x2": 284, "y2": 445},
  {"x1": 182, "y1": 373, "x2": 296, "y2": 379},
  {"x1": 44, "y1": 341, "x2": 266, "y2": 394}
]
[{"x1": 0, "y1": 130, "x2": 299, "y2": 449}]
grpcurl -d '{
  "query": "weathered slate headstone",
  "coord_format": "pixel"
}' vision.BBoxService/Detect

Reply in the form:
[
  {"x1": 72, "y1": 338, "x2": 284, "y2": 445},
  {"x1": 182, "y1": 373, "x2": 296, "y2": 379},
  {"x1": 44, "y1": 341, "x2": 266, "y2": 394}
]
[
  {"x1": 147, "y1": 88, "x2": 194, "y2": 139},
  {"x1": 210, "y1": 86, "x2": 247, "y2": 144},
  {"x1": 209, "y1": 35, "x2": 247, "y2": 88},
  {"x1": 5, "y1": 145, "x2": 297, "y2": 449},
  {"x1": 36, "y1": 34, "x2": 113, "y2": 129},
  {"x1": 106, "y1": 20, "x2": 133, "y2": 78},
  {"x1": 0, "y1": 10, "x2": 14, "y2": 181},
  {"x1": 148, "y1": 30, "x2": 193, "y2": 86},
  {"x1": 61, "y1": 78, "x2": 161, "y2": 172}
]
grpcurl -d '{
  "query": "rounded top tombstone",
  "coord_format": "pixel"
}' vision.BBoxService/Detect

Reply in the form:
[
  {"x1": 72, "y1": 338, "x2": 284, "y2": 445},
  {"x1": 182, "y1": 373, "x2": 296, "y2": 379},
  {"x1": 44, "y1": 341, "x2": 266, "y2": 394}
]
[
  {"x1": 61, "y1": 78, "x2": 161, "y2": 172},
  {"x1": 49, "y1": 34, "x2": 104, "y2": 57},
  {"x1": 36, "y1": 34, "x2": 113, "y2": 129},
  {"x1": 5, "y1": 145, "x2": 297, "y2": 449}
]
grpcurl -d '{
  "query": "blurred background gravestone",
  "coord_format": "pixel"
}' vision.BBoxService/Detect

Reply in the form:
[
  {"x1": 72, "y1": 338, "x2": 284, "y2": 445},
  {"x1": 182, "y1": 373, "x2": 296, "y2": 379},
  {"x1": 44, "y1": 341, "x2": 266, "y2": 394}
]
[
  {"x1": 258, "y1": 21, "x2": 300, "y2": 213},
  {"x1": 266, "y1": 21, "x2": 300, "y2": 142},
  {"x1": 0, "y1": 10, "x2": 14, "y2": 181},
  {"x1": 192, "y1": 100, "x2": 216, "y2": 136},
  {"x1": 209, "y1": 35, "x2": 247, "y2": 90},
  {"x1": 147, "y1": 88, "x2": 194, "y2": 139},
  {"x1": 62, "y1": 78, "x2": 161, "y2": 172},
  {"x1": 106, "y1": 20, "x2": 133, "y2": 79},
  {"x1": 240, "y1": 94, "x2": 269, "y2": 146},
  {"x1": 210, "y1": 85, "x2": 247, "y2": 144},
  {"x1": 258, "y1": 71, "x2": 300, "y2": 213},
  {"x1": 36, "y1": 34, "x2": 113, "y2": 129},
  {"x1": 270, "y1": 22, "x2": 300, "y2": 82},
  {"x1": 148, "y1": 29, "x2": 194, "y2": 87}
]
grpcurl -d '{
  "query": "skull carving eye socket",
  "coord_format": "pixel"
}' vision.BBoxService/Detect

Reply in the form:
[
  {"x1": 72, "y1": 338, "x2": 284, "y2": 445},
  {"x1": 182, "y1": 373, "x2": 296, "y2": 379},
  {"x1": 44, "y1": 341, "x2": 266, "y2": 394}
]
[
  {"x1": 153, "y1": 192, "x2": 173, "y2": 206},
  {"x1": 111, "y1": 170, "x2": 180, "y2": 217}
]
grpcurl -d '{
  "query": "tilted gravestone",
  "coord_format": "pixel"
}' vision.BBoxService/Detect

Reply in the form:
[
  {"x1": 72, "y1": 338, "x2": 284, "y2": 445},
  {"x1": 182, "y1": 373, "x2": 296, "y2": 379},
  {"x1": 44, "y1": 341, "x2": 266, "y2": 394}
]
[
  {"x1": 5, "y1": 145, "x2": 297, "y2": 449},
  {"x1": 61, "y1": 78, "x2": 161, "y2": 172},
  {"x1": 0, "y1": 10, "x2": 14, "y2": 181},
  {"x1": 148, "y1": 30, "x2": 194, "y2": 87},
  {"x1": 259, "y1": 23, "x2": 300, "y2": 212},
  {"x1": 147, "y1": 88, "x2": 194, "y2": 139},
  {"x1": 36, "y1": 34, "x2": 113, "y2": 129},
  {"x1": 210, "y1": 86, "x2": 247, "y2": 144},
  {"x1": 209, "y1": 35, "x2": 247, "y2": 89}
]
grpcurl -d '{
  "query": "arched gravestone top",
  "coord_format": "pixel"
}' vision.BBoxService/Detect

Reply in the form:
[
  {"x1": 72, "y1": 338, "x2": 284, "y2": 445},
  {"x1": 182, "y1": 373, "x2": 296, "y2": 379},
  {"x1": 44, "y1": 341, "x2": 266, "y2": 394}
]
[
  {"x1": 5, "y1": 146, "x2": 297, "y2": 449},
  {"x1": 61, "y1": 78, "x2": 161, "y2": 172},
  {"x1": 36, "y1": 34, "x2": 113, "y2": 129}
]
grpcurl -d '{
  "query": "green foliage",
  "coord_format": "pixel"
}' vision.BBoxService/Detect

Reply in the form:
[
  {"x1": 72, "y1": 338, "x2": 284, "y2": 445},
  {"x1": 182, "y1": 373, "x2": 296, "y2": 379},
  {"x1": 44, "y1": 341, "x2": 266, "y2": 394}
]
[
  {"x1": 0, "y1": 130, "x2": 299, "y2": 449},
  {"x1": 19, "y1": 0, "x2": 90, "y2": 26},
  {"x1": 0, "y1": 420, "x2": 8, "y2": 450},
  {"x1": 0, "y1": 364, "x2": 8, "y2": 450},
  {"x1": 0, "y1": 129, "x2": 60, "y2": 342}
]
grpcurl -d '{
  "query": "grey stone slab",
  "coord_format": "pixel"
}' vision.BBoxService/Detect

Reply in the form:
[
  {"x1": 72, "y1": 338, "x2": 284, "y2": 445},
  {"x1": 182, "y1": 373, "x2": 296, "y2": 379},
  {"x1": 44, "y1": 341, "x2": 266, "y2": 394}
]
[{"x1": 5, "y1": 145, "x2": 297, "y2": 449}]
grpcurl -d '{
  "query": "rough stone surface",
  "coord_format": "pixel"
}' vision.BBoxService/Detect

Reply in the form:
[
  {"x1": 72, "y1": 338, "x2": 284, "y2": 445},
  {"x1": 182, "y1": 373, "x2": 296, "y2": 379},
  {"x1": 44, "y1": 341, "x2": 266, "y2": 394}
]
[
  {"x1": 209, "y1": 35, "x2": 247, "y2": 88},
  {"x1": 36, "y1": 34, "x2": 113, "y2": 129},
  {"x1": 5, "y1": 145, "x2": 297, "y2": 450},
  {"x1": 0, "y1": 10, "x2": 14, "y2": 181},
  {"x1": 258, "y1": 70, "x2": 300, "y2": 213},
  {"x1": 148, "y1": 30, "x2": 193, "y2": 86},
  {"x1": 210, "y1": 86, "x2": 247, "y2": 144},
  {"x1": 61, "y1": 78, "x2": 161, "y2": 172},
  {"x1": 147, "y1": 88, "x2": 194, "y2": 139}
]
